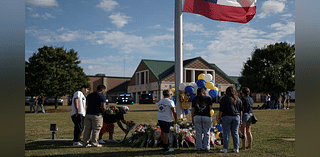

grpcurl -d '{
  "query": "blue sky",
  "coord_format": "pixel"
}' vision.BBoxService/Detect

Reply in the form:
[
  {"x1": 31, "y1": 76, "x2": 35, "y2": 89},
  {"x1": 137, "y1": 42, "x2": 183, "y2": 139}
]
[{"x1": 25, "y1": 0, "x2": 295, "y2": 77}]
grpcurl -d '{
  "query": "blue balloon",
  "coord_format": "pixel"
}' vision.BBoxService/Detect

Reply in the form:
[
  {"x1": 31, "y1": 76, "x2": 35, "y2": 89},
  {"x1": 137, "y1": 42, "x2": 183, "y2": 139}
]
[
  {"x1": 209, "y1": 89, "x2": 217, "y2": 97},
  {"x1": 210, "y1": 80, "x2": 215, "y2": 84},
  {"x1": 185, "y1": 86, "x2": 194, "y2": 94},
  {"x1": 215, "y1": 124, "x2": 222, "y2": 132},
  {"x1": 184, "y1": 109, "x2": 190, "y2": 115},
  {"x1": 189, "y1": 93, "x2": 196, "y2": 102},
  {"x1": 196, "y1": 79, "x2": 206, "y2": 88}
]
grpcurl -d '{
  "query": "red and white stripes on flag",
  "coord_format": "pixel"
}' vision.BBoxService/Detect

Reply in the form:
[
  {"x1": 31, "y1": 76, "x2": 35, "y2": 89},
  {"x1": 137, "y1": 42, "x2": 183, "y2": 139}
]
[{"x1": 183, "y1": 0, "x2": 257, "y2": 23}]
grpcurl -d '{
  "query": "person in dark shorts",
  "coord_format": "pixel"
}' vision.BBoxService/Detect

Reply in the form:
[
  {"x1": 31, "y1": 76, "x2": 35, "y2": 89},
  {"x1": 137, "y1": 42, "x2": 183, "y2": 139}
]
[
  {"x1": 98, "y1": 106, "x2": 130, "y2": 143},
  {"x1": 157, "y1": 90, "x2": 177, "y2": 153}
]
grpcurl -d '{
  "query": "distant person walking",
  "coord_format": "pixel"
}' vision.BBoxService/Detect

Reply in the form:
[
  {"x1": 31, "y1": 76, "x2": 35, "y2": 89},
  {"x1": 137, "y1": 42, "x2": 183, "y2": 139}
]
[
  {"x1": 35, "y1": 96, "x2": 45, "y2": 113},
  {"x1": 83, "y1": 85, "x2": 107, "y2": 148},
  {"x1": 285, "y1": 92, "x2": 291, "y2": 109},
  {"x1": 240, "y1": 87, "x2": 254, "y2": 150},
  {"x1": 191, "y1": 87, "x2": 212, "y2": 152},
  {"x1": 218, "y1": 86, "x2": 242, "y2": 153},
  {"x1": 157, "y1": 90, "x2": 177, "y2": 153},
  {"x1": 29, "y1": 96, "x2": 36, "y2": 113},
  {"x1": 70, "y1": 85, "x2": 90, "y2": 147}
]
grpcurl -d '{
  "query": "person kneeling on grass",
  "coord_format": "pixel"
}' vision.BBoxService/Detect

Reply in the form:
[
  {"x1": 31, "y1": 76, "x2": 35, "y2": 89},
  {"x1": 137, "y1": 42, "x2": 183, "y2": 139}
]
[{"x1": 98, "y1": 106, "x2": 129, "y2": 144}]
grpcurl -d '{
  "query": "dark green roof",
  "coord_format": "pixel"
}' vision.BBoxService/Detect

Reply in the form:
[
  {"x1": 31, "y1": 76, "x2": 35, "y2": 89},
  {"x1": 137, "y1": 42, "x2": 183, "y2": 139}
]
[
  {"x1": 107, "y1": 80, "x2": 130, "y2": 94},
  {"x1": 228, "y1": 76, "x2": 239, "y2": 84},
  {"x1": 142, "y1": 60, "x2": 174, "y2": 80},
  {"x1": 141, "y1": 57, "x2": 236, "y2": 84}
]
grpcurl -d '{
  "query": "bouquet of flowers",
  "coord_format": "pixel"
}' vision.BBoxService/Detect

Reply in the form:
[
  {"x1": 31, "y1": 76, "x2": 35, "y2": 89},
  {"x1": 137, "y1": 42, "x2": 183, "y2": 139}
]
[
  {"x1": 153, "y1": 128, "x2": 161, "y2": 147},
  {"x1": 146, "y1": 125, "x2": 156, "y2": 148},
  {"x1": 104, "y1": 104, "x2": 118, "y2": 115}
]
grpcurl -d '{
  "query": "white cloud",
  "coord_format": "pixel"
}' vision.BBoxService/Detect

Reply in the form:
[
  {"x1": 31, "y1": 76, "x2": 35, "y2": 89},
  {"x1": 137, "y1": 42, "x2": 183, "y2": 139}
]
[
  {"x1": 184, "y1": 23, "x2": 204, "y2": 32},
  {"x1": 109, "y1": 13, "x2": 130, "y2": 28},
  {"x1": 184, "y1": 43, "x2": 195, "y2": 51},
  {"x1": 149, "y1": 34, "x2": 173, "y2": 41},
  {"x1": 148, "y1": 25, "x2": 162, "y2": 29},
  {"x1": 281, "y1": 13, "x2": 292, "y2": 17},
  {"x1": 26, "y1": 0, "x2": 59, "y2": 7},
  {"x1": 257, "y1": 0, "x2": 285, "y2": 18},
  {"x1": 96, "y1": 0, "x2": 119, "y2": 12},
  {"x1": 30, "y1": 12, "x2": 55, "y2": 20},
  {"x1": 84, "y1": 62, "x2": 136, "y2": 77},
  {"x1": 197, "y1": 26, "x2": 281, "y2": 76},
  {"x1": 167, "y1": 28, "x2": 174, "y2": 32},
  {"x1": 25, "y1": 27, "x2": 88, "y2": 43},
  {"x1": 264, "y1": 22, "x2": 295, "y2": 40}
]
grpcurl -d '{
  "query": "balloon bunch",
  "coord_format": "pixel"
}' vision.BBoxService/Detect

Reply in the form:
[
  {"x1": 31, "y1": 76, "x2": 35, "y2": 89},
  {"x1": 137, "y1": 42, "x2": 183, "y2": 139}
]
[{"x1": 179, "y1": 73, "x2": 219, "y2": 102}]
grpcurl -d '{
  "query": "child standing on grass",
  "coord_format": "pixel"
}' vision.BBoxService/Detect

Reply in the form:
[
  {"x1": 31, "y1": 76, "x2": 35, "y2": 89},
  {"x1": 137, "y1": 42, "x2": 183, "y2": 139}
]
[{"x1": 157, "y1": 90, "x2": 177, "y2": 153}]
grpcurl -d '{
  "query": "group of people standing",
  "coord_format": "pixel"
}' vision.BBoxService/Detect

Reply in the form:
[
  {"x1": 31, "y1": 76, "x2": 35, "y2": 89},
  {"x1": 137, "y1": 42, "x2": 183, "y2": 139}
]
[
  {"x1": 29, "y1": 96, "x2": 45, "y2": 114},
  {"x1": 156, "y1": 86, "x2": 255, "y2": 153},
  {"x1": 265, "y1": 92, "x2": 291, "y2": 109},
  {"x1": 217, "y1": 86, "x2": 254, "y2": 153},
  {"x1": 71, "y1": 85, "x2": 130, "y2": 147}
]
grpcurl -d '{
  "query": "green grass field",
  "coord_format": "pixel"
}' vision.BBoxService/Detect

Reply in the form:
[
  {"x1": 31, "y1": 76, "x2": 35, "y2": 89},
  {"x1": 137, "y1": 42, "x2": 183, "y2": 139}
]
[{"x1": 25, "y1": 102, "x2": 295, "y2": 157}]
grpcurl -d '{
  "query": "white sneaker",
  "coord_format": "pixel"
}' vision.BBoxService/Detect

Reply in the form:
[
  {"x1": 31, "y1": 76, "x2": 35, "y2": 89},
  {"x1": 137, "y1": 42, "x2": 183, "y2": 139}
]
[
  {"x1": 107, "y1": 139, "x2": 118, "y2": 143},
  {"x1": 73, "y1": 142, "x2": 83, "y2": 147},
  {"x1": 98, "y1": 139, "x2": 106, "y2": 144},
  {"x1": 233, "y1": 149, "x2": 239, "y2": 153},
  {"x1": 82, "y1": 143, "x2": 91, "y2": 148},
  {"x1": 92, "y1": 144, "x2": 102, "y2": 147},
  {"x1": 164, "y1": 148, "x2": 174, "y2": 153},
  {"x1": 220, "y1": 149, "x2": 228, "y2": 153}
]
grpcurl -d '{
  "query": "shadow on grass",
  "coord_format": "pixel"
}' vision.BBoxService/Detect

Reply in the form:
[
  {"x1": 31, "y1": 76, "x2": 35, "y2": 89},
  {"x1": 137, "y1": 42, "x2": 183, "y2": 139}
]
[
  {"x1": 130, "y1": 109, "x2": 158, "y2": 112},
  {"x1": 25, "y1": 141, "x2": 222, "y2": 156}
]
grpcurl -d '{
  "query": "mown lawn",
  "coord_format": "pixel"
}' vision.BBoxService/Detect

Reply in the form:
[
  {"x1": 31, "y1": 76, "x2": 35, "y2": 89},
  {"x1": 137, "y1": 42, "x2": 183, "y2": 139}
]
[{"x1": 25, "y1": 102, "x2": 295, "y2": 157}]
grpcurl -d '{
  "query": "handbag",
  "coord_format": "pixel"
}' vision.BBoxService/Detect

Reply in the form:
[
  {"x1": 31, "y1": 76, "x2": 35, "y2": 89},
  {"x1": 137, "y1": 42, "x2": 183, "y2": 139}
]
[{"x1": 251, "y1": 114, "x2": 258, "y2": 124}]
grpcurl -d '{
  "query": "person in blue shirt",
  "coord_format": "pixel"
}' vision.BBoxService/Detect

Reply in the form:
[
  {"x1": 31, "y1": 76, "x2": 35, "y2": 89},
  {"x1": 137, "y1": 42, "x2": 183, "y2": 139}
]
[
  {"x1": 218, "y1": 86, "x2": 242, "y2": 153},
  {"x1": 82, "y1": 85, "x2": 107, "y2": 147},
  {"x1": 240, "y1": 87, "x2": 254, "y2": 150}
]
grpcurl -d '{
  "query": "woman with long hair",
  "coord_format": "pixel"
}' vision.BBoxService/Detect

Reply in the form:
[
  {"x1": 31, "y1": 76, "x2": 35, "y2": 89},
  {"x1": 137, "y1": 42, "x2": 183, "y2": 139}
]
[
  {"x1": 218, "y1": 86, "x2": 242, "y2": 153},
  {"x1": 191, "y1": 87, "x2": 212, "y2": 152},
  {"x1": 240, "y1": 87, "x2": 254, "y2": 150}
]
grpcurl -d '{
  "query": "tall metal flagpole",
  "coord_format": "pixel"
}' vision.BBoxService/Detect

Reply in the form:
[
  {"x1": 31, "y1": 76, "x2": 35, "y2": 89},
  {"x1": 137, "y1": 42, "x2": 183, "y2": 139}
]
[{"x1": 174, "y1": 0, "x2": 183, "y2": 118}]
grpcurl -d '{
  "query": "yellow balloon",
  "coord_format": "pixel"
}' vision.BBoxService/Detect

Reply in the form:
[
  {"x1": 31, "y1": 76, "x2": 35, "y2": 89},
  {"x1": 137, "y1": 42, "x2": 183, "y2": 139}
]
[
  {"x1": 198, "y1": 73, "x2": 205, "y2": 80},
  {"x1": 215, "y1": 132, "x2": 220, "y2": 139},
  {"x1": 170, "y1": 88, "x2": 175, "y2": 93},
  {"x1": 210, "y1": 109, "x2": 214, "y2": 117},
  {"x1": 205, "y1": 82, "x2": 214, "y2": 89}
]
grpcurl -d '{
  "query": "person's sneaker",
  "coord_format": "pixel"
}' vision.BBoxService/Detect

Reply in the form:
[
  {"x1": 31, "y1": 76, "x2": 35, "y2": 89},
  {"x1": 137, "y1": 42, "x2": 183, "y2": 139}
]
[
  {"x1": 82, "y1": 143, "x2": 92, "y2": 148},
  {"x1": 107, "y1": 139, "x2": 118, "y2": 143},
  {"x1": 220, "y1": 149, "x2": 228, "y2": 153},
  {"x1": 233, "y1": 149, "x2": 239, "y2": 153},
  {"x1": 73, "y1": 142, "x2": 83, "y2": 147},
  {"x1": 92, "y1": 144, "x2": 102, "y2": 147},
  {"x1": 98, "y1": 139, "x2": 106, "y2": 144},
  {"x1": 164, "y1": 148, "x2": 174, "y2": 153}
]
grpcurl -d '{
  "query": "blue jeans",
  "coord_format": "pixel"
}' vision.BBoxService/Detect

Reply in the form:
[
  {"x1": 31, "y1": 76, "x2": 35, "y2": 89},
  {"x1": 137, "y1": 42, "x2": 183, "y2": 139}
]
[
  {"x1": 194, "y1": 115, "x2": 212, "y2": 150},
  {"x1": 222, "y1": 115, "x2": 240, "y2": 150}
]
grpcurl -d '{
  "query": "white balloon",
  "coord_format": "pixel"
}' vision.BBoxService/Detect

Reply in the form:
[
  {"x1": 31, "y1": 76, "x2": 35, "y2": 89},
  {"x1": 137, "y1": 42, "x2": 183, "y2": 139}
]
[
  {"x1": 203, "y1": 74, "x2": 213, "y2": 82},
  {"x1": 190, "y1": 82, "x2": 197, "y2": 87},
  {"x1": 205, "y1": 89, "x2": 210, "y2": 96},
  {"x1": 179, "y1": 83, "x2": 187, "y2": 91},
  {"x1": 193, "y1": 86, "x2": 198, "y2": 94}
]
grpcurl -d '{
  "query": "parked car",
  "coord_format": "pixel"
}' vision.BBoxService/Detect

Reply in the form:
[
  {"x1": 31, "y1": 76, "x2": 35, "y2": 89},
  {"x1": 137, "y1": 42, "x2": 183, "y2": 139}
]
[
  {"x1": 25, "y1": 96, "x2": 36, "y2": 105},
  {"x1": 116, "y1": 94, "x2": 134, "y2": 104},
  {"x1": 139, "y1": 93, "x2": 155, "y2": 104},
  {"x1": 45, "y1": 97, "x2": 63, "y2": 105}
]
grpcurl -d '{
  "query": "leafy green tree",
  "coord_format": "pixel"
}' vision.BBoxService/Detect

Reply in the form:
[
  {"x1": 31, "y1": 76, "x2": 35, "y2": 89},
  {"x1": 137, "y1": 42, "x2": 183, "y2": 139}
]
[
  {"x1": 238, "y1": 42, "x2": 295, "y2": 94},
  {"x1": 25, "y1": 46, "x2": 90, "y2": 109}
]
